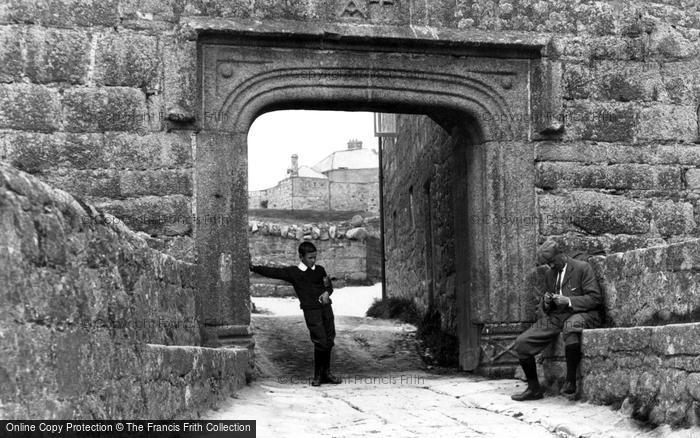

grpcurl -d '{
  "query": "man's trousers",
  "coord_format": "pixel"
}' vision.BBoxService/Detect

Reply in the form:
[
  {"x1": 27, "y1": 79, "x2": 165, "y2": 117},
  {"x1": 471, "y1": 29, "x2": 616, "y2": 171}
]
[{"x1": 514, "y1": 310, "x2": 600, "y2": 360}]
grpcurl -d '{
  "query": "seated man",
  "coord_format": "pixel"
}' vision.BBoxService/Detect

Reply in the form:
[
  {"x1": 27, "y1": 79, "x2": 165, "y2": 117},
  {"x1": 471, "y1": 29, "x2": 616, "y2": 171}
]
[{"x1": 511, "y1": 240, "x2": 602, "y2": 401}]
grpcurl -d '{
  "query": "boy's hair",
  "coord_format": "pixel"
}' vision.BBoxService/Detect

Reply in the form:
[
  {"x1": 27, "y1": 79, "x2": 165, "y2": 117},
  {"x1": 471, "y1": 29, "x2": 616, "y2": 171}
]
[{"x1": 298, "y1": 241, "x2": 317, "y2": 256}]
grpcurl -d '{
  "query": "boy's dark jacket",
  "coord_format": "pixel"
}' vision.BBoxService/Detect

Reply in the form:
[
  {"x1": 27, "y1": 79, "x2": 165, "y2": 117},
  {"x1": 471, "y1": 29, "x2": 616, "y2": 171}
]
[{"x1": 251, "y1": 264, "x2": 333, "y2": 309}]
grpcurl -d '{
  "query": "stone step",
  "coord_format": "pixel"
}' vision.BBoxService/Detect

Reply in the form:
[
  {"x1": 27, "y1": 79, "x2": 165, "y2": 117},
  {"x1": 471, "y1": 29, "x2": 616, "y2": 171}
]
[{"x1": 140, "y1": 344, "x2": 251, "y2": 419}]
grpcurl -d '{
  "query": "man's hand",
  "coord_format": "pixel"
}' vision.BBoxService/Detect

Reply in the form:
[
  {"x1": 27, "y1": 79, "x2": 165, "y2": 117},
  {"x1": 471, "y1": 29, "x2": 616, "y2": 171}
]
[
  {"x1": 319, "y1": 291, "x2": 330, "y2": 305},
  {"x1": 542, "y1": 292, "x2": 553, "y2": 311},
  {"x1": 553, "y1": 295, "x2": 571, "y2": 308}
]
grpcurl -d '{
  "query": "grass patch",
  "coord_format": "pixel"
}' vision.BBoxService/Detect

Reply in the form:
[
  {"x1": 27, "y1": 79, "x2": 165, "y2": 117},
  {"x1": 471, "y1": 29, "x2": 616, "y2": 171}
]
[{"x1": 366, "y1": 297, "x2": 420, "y2": 325}]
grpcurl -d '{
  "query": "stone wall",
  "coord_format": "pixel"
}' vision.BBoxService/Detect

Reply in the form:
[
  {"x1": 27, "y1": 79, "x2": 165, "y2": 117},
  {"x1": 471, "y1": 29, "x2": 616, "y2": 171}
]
[
  {"x1": 591, "y1": 239, "x2": 700, "y2": 327},
  {"x1": 329, "y1": 181, "x2": 380, "y2": 213},
  {"x1": 248, "y1": 217, "x2": 380, "y2": 296},
  {"x1": 382, "y1": 115, "x2": 458, "y2": 334},
  {"x1": 0, "y1": 163, "x2": 247, "y2": 418},
  {"x1": 248, "y1": 177, "x2": 379, "y2": 213},
  {"x1": 582, "y1": 323, "x2": 700, "y2": 427}
]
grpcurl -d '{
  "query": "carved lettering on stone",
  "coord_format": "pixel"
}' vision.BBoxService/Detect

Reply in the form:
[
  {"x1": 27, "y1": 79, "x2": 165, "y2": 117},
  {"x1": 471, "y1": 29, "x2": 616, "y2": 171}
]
[{"x1": 340, "y1": 0, "x2": 367, "y2": 18}]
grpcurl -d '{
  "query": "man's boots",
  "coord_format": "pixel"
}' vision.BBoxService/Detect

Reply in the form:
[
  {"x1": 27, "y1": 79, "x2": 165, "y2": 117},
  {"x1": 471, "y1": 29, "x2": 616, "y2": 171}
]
[
  {"x1": 320, "y1": 350, "x2": 341, "y2": 384},
  {"x1": 312, "y1": 350, "x2": 323, "y2": 387},
  {"x1": 511, "y1": 356, "x2": 544, "y2": 401},
  {"x1": 561, "y1": 344, "x2": 581, "y2": 397}
]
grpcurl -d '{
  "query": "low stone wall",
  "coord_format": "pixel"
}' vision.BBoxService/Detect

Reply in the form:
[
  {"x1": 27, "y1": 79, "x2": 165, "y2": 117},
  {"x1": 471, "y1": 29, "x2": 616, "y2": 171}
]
[
  {"x1": 590, "y1": 239, "x2": 700, "y2": 327},
  {"x1": 526, "y1": 240, "x2": 700, "y2": 428},
  {"x1": 582, "y1": 323, "x2": 700, "y2": 428},
  {"x1": 249, "y1": 217, "x2": 379, "y2": 295},
  {"x1": 0, "y1": 162, "x2": 248, "y2": 418}
]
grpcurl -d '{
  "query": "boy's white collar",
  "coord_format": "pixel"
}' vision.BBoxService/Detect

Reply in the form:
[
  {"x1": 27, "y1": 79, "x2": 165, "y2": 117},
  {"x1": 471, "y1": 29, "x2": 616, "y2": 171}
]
[{"x1": 298, "y1": 262, "x2": 315, "y2": 271}]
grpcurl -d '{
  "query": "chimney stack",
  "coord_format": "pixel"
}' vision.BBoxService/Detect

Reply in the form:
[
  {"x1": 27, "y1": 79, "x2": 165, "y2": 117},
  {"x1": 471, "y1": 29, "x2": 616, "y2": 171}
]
[
  {"x1": 347, "y1": 139, "x2": 362, "y2": 150},
  {"x1": 287, "y1": 154, "x2": 299, "y2": 177}
]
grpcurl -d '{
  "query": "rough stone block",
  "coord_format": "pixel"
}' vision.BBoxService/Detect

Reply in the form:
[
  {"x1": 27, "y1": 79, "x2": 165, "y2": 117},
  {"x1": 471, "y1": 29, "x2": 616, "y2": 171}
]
[
  {"x1": 4, "y1": 0, "x2": 119, "y2": 27},
  {"x1": 40, "y1": 169, "x2": 121, "y2": 199},
  {"x1": 651, "y1": 323, "x2": 700, "y2": 356},
  {"x1": 582, "y1": 326, "x2": 653, "y2": 356},
  {"x1": 119, "y1": 170, "x2": 193, "y2": 197},
  {"x1": 562, "y1": 62, "x2": 593, "y2": 100},
  {"x1": 686, "y1": 168, "x2": 700, "y2": 189},
  {"x1": 62, "y1": 87, "x2": 147, "y2": 132},
  {"x1": 660, "y1": 62, "x2": 700, "y2": 105},
  {"x1": 536, "y1": 162, "x2": 682, "y2": 190},
  {"x1": 537, "y1": 194, "x2": 575, "y2": 235},
  {"x1": 0, "y1": 26, "x2": 23, "y2": 83},
  {"x1": 648, "y1": 23, "x2": 698, "y2": 60},
  {"x1": 0, "y1": 84, "x2": 61, "y2": 132},
  {"x1": 24, "y1": 27, "x2": 90, "y2": 84},
  {"x1": 93, "y1": 194, "x2": 191, "y2": 236},
  {"x1": 95, "y1": 31, "x2": 161, "y2": 91},
  {"x1": 594, "y1": 61, "x2": 661, "y2": 102},
  {"x1": 651, "y1": 200, "x2": 696, "y2": 237},
  {"x1": 163, "y1": 37, "x2": 197, "y2": 113},
  {"x1": 570, "y1": 191, "x2": 650, "y2": 235},
  {"x1": 182, "y1": 0, "x2": 253, "y2": 19},
  {"x1": 636, "y1": 105, "x2": 696, "y2": 142},
  {"x1": 564, "y1": 102, "x2": 637, "y2": 142}
]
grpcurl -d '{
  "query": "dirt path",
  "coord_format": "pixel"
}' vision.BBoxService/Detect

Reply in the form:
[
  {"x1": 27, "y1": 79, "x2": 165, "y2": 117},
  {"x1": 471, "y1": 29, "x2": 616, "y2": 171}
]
[{"x1": 251, "y1": 313, "x2": 425, "y2": 380}]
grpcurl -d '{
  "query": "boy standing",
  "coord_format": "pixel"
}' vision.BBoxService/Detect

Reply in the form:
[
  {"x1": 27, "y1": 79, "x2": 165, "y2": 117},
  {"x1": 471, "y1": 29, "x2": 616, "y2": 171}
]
[{"x1": 249, "y1": 241, "x2": 342, "y2": 386}]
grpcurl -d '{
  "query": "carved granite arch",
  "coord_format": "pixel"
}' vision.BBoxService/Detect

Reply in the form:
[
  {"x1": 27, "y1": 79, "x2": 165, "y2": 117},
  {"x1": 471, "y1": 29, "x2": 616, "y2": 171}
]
[
  {"x1": 196, "y1": 34, "x2": 541, "y2": 370},
  {"x1": 214, "y1": 67, "x2": 525, "y2": 142}
]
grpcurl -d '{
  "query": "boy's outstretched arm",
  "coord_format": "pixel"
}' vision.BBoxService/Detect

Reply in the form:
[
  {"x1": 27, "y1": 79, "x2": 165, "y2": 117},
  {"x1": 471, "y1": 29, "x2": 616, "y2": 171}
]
[{"x1": 250, "y1": 264, "x2": 293, "y2": 282}]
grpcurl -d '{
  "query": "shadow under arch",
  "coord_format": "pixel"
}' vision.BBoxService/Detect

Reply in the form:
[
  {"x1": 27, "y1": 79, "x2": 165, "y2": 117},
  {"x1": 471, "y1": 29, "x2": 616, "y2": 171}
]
[{"x1": 196, "y1": 31, "x2": 539, "y2": 372}]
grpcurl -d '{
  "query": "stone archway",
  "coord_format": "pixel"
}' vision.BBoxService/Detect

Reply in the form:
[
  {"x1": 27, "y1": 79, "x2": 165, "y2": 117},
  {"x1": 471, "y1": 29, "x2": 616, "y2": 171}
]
[{"x1": 194, "y1": 21, "x2": 550, "y2": 370}]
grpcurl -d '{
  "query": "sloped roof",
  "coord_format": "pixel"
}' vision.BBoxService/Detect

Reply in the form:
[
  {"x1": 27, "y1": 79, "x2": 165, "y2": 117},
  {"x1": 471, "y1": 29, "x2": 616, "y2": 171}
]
[
  {"x1": 297, "y1": 166, "x2": 328, "y2": 179},
  {"x1": 312, "y1": 148, "x2": 378, "y2": 173}
]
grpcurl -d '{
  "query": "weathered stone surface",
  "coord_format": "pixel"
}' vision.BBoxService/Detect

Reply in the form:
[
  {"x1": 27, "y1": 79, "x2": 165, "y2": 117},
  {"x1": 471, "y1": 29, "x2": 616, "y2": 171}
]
[
  {"x1": 594, "y1": 240, "x2": 700, "y2": 327},
  {"x1": 651, "y1": 323, "x2": 700, "y2": 356},
  {"x1": 24, "y1": 27, "x2": 90, "y2": 84},
  {"x1": 580, "y1": 323, "x2": 700, "y2": 427},
  {"x1": 0, "y1": 26, "x2": 23, "y2": 83},
  {"x1": 62, "y1": 87, "x2": 148, "y2": 132},
  {"x1": 95, "y1": 31, "x2": 161, "y2": 90},
  {"x1": 536, "y1": 142, "x2": 700, "y2": 166},
  {"x1": 2, "y1": 131, "x2": 192, "y2": 173},
  {"x1": 163, "y1": 36, "x2": 197, "y2": 114},
  {"x1": 0, "y1": 84, "x2": 61, "y2": 132},
  {"x1": 536, "y1": 162, "x2": 682, "y2": 190},
  {"x1": 346, "y1": 227, "x2": 368, "y2": 241},
  {"x1": 570, "y1": 191, "x2": 650, "y2": 235},
  {"x1": 651, "y1": 200, "x2": 696, "y2": 238},
  {"x1": 687, "y1": 169, "x2": 700, "y2": 189},
  {"x1": 636, "y1": 105, "x2": 697, "y2": 142},
  {"x1": 0, "y1": 163, "x2": 249, "y2": 419},
  {"x1": 583, "y1": 326, "x2": 653, "y2": 356},
  {"x1": 2, "y1": 0, "x2": 120, "y2": 27},
  {"x1": 93, "y1": 195, "x2": 192, "y2": 236},
  {"x1": 564, "y1": 101, "x2": 637, "y2": 142}
]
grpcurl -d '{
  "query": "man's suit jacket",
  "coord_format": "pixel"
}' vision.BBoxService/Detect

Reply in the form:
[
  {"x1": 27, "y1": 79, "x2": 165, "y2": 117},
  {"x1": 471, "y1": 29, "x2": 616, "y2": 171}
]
[{"x1": 539, "y1": 257, "x2": 602, "y2": 320}]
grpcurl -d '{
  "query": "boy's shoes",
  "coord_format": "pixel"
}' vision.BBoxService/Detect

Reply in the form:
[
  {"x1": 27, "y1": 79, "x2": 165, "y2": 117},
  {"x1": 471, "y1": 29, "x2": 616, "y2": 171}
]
[
  {"x1": 312, "y1": 367, "x2": 322, "y2": 386},
  {"x1": 560, "y1": 381, "x2": 577, "y2": 399},
  {"x1": 321, "y1": 370, "x2": 342, "y2": 384},
  {"x1": 511, "y1": 385, "x2": 544, "y2": 401}
]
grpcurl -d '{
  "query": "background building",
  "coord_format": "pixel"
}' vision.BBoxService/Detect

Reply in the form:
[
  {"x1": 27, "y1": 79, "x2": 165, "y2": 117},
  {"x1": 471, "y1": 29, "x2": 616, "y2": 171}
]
[{"x1": 248, "y1": 140, "x2": 379, "y2": 212}]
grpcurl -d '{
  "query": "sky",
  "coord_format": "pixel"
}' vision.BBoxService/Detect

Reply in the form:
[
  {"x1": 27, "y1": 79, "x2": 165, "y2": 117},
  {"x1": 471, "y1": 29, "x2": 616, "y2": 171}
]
[{"x1": 247, "y1": 110, "x2": 378, "y2": 191}]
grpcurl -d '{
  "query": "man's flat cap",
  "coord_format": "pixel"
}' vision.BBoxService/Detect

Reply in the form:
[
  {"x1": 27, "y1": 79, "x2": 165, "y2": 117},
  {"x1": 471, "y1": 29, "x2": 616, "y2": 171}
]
[{"x1": 536, "y1": 240, "x2": 560, "y2": 265}]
